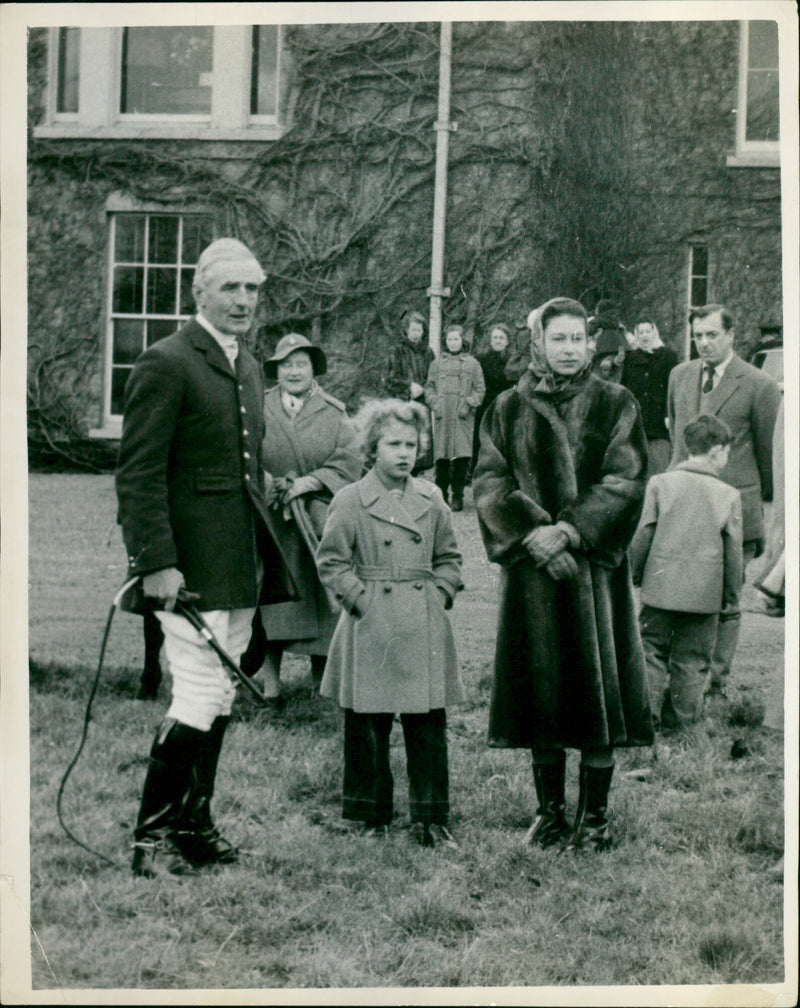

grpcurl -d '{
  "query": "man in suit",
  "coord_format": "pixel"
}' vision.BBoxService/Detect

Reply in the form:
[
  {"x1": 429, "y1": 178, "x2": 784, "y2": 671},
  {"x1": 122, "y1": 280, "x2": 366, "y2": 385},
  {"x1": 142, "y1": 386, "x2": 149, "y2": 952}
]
[
  {"x1": 116, "y1": 238, "x2": 297, "y2": 877},
  {"x1": 667, "y1": 304, "x2": 781, "y2": 696}
]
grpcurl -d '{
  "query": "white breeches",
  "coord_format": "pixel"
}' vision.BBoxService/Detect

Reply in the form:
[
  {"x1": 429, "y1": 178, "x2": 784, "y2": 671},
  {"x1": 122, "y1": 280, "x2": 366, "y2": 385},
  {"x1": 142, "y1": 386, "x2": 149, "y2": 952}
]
[{"x1": 156, "y1": 607, "x2": 255, "y2": 731}]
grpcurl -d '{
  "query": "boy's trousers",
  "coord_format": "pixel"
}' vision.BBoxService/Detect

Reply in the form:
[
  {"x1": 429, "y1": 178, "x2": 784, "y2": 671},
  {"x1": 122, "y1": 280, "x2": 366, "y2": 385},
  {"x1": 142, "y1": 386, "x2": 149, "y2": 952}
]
[
  {"x1": 639, "y1": 606, "x2": 719, "y2": 727},
  {"x1": 342, "y1": 708, "x2": 449, "y2": 827}
]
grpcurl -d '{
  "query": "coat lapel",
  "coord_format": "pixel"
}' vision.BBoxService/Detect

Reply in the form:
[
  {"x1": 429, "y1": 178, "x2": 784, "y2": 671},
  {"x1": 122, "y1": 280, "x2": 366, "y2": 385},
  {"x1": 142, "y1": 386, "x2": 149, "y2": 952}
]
[
  {"x1": 187, "y1": 319, "x2": 237, "y2": 380},
  {"x1": 264, "y1": 387, "x2": 308, "y2": 472},
  {"x1": 704, "y1": 354, "x2": 744, "y2": 415},
  {"x1": 359, "y1": 469, "x2": 429, "y2": 534}
]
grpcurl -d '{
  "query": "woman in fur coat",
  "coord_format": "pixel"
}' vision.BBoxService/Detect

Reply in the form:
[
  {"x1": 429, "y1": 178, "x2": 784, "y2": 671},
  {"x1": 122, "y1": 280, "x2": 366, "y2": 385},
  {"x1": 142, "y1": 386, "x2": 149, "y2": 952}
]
[{"x1": 473, "y1": 297, "x2": 653, "y2": 852}]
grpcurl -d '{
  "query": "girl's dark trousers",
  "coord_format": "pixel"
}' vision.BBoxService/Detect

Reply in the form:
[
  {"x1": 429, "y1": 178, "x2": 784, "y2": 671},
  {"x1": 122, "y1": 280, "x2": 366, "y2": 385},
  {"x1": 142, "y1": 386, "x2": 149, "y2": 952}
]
[{"x1": 343, "y1": 708, "x2": 449, "y2": 828}]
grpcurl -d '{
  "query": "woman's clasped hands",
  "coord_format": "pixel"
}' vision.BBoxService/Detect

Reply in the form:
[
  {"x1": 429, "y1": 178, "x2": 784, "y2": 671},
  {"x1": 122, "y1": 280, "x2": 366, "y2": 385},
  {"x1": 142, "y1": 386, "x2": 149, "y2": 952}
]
[{"x1": 523, "y1": 524, "x2": 579, "y2": 581}]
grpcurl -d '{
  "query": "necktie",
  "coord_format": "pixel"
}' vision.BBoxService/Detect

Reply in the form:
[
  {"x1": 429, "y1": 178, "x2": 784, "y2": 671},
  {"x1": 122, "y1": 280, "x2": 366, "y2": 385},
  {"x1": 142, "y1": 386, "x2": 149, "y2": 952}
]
[{"x1": 702, "y1": 364, "x2": 715, "y2": 394}]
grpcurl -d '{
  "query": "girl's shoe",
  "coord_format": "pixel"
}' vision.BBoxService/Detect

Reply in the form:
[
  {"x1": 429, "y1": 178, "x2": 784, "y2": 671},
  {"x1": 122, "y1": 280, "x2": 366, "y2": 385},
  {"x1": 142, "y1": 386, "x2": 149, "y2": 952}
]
[{"x1": 428, "y1": 824, "x2": 458, "y2": 849}]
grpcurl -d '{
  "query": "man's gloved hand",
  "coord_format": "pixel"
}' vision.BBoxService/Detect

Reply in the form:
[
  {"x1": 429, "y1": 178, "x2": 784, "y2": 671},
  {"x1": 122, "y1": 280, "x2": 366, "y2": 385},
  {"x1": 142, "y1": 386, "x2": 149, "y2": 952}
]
[
  {"x1": 142, "y1": 567, "x2": 185, "y2": 611},
  {"x1": 523, "y1": 525, "x2": 569, "y2": 566},
  {"x1": 545, "y1": 552, "x2": 579, "y2": 581}
]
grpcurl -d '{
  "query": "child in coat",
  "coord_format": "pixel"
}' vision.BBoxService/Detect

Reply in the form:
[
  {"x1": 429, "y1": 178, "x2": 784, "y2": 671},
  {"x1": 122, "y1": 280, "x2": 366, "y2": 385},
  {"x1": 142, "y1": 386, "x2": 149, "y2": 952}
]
[
  {"x1": 630, "y1": 414, "x2": 743, "y2": 729},
  {"x1": 316, "y1": 399, "x2": 464, "y2": 847},
  {"x1": 425, "y1": 324, "x2": 485, "y2": 511}
]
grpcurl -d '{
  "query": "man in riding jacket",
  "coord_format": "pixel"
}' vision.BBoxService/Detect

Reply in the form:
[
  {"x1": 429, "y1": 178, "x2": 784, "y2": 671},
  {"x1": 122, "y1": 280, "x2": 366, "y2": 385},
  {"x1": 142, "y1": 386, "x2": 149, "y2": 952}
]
[{"x1": 116, "y1": 237, "x2": 297, "y2": 877}]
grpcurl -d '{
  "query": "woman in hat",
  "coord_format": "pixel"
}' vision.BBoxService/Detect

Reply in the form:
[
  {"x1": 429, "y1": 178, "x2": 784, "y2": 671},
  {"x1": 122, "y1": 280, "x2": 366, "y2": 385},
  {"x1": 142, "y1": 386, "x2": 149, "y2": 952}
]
[
  {"x1": 240, "y1": 334, "x2": 362, "y2": 697},
  {"x1": 473, "y1": 297, "x2": 652, "y2": 852}
]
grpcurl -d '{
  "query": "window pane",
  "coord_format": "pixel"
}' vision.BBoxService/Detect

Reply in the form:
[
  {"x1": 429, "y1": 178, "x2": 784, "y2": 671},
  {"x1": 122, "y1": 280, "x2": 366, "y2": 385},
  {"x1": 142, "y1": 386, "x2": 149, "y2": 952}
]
[
  {"x1": 182, "y1": 217, "x2": 213, "y2": 263},
  {"x1": 111, "y1": 366, "x2": 133, "y2": 415},
  {"x1": 56, "y1": 27, "x2": 80, "y2": 113},
  {"x1": 120, "y1": 27, "x2": 213, "y2": 115},
  {"x1": 147, "y1": 319, "x2": 180, "y2": 346},
  {"x1": 147, "y1": 267, "x2": 179, "y2": 314},
  {"x1": 691, "y1": 278, "x2": 708, "y2": 307},
  {"x1": 115, "y1": 216, "x2": 145, "y2": 263},
  {"x1": 251, "y1": 25, "x2": 279, "y2": 116},
  {"x1": 112, "y1": 319, "x2": 146, "y2": 364},
  {"x1": 746, "y1": 70, "x2": 780, "y2": 142},
  {"x1": 180, "y1": 268, "x2": 196, "y2": 314},
  {"x1": 113, "y1": 266, "x2": 144, "y2": 313},
  {"x1": 748, "y1": 21, "x2": 778, "y2": 69},
  {"x1": 691, "y1": 246, "x2": 708, "y2": 274},
  {"x1": 148, "y1": 216, "x2": 179, "y2": 264}
]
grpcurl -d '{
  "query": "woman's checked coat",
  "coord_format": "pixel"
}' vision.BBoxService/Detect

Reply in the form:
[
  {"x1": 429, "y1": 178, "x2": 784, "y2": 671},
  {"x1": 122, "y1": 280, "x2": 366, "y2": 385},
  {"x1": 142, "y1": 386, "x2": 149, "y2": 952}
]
[{"x1": 473, "y1": 369, "x2": 653, "y2": 750}]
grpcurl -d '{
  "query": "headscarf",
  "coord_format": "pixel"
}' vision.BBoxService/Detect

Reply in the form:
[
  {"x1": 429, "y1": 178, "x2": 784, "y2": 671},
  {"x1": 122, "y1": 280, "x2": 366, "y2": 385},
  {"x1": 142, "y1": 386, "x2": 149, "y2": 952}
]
[
  {"x1": 526, "y1": 297, "x2": 591, "y2": 395},
  {"x1": 635, "y1": 322, "x2": 665, "y2": 352}
]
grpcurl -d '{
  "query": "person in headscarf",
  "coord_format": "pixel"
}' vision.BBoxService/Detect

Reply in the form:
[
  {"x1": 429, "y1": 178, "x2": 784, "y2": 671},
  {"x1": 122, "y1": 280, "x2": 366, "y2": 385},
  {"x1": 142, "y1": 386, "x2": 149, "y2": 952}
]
[
  {"x1": 621, "y1": 320, "x2": 678, "y2": 475},
  {"x1": 472, "y1": 297, "x2": 652, "y2": 853}
]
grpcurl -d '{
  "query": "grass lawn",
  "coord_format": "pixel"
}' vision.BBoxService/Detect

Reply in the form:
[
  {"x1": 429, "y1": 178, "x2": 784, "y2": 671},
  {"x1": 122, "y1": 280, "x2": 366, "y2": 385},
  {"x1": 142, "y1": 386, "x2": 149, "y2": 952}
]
[{"x1": 23, "y1": 473, "x2": 791, "y2": 1000}]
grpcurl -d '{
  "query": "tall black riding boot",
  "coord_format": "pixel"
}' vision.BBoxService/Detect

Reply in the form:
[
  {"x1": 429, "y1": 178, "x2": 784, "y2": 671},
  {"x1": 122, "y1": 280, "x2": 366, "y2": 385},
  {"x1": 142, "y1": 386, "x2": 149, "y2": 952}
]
[
  {"x1": 131, "y1": 718, "x2": 205, "y2": 877},
  {"x1": 240, "y1": 608, "x2": 267, "y2": 678},
  {"x1": 175, "y1": 715, "x2": 238, "y2": 866},
  {"x1": 310, "y1": 654, "x2": 326, "y2": 687},
  {"x1": 524, "y1": 751, "x2": 570, "y2": 848},
  {"x1": 565, "y1": 764, "x2": 614, "y2": 852}
]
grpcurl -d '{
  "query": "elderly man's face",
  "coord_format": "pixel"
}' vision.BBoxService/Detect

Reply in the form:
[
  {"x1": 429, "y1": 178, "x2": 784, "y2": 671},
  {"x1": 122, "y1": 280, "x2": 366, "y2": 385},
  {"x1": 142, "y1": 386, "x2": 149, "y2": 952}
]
[{"x1": 194, "y1": 259, "x2": 263, "y2": 336}]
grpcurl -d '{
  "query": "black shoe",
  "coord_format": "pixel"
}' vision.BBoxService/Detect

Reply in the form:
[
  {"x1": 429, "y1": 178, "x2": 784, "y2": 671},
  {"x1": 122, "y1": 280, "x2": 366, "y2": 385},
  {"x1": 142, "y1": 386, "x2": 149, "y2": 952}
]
[
  {"x1": 174, "y1": 824, "x2": 238, "y2": 866},
  {"x1": 565, "y1": 764, "x2": 613, "y2": 852},
  {"x1": 451, "y1": 495, "x2": 464, "y2": 512},
  {"x1": 131, "y1": 836, "x2": 198, "y2": 878},
  {"x1": 428, "y1": 824, "x2": 458, "y2": 849},
  {"x1": 409, "y1": 822, "x2": 434, "y2": 847},
  {"x1": 526, "y1": 756, "x2": 570, "y2": 848}
]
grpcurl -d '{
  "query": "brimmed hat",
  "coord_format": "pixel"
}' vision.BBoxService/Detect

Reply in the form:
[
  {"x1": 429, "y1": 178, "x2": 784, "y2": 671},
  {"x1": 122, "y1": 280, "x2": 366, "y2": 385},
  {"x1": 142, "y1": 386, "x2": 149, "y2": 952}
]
[{"x1": 264, "y1": 333, "x2": 327, "y2": 378}]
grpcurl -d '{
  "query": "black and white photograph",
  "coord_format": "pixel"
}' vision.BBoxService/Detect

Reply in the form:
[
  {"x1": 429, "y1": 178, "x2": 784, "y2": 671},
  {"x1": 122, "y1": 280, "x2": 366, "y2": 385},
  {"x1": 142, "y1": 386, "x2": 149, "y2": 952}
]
[{"x1": 1, "y1": 2, "x2": 797, "y2": 1004}]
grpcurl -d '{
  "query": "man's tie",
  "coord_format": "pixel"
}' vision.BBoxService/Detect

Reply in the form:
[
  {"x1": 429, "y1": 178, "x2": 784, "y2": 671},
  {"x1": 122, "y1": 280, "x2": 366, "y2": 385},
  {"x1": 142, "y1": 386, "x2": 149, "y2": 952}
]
[{"x1": 702, "y1": 364, "x2": 715, "y2": 394}]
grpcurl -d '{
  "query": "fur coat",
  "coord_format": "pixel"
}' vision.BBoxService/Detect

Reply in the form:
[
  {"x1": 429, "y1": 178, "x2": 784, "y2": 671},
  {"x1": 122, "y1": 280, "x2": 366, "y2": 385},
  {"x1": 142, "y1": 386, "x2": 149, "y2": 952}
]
[{"x1": 473, "y1": 368, "x2": 653, "y2": 749}]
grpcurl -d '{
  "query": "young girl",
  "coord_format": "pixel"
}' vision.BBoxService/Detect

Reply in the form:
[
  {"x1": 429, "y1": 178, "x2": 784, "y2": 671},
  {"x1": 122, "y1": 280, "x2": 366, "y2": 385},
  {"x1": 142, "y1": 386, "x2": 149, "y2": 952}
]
[
  {"x1": 425, "y1": 324, "x2": 485, "y2": 510},
  {"x1": 316, "y1": 399, "x2": 464, "y2": 848}
]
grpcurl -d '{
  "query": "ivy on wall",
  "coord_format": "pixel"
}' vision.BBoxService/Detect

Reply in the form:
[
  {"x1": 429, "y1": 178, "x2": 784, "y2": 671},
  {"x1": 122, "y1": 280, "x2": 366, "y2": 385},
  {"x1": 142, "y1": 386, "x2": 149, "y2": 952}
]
[{"x1": 27, "y1": 20, "x2": 781, "y2": 469}]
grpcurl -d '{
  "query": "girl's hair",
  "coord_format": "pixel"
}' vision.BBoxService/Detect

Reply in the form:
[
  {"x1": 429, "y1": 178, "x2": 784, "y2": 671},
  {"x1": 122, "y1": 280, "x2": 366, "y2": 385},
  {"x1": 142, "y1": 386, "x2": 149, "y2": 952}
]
[
  {"x1": 635, "y1": 319, "x2": 659, "y2": 336},
  {"x1": 487, "y1": 322, "x2": 511, "y2": 338},
  {"x1": 354, "y1": 398, "x2": 430, "y2": 467}
]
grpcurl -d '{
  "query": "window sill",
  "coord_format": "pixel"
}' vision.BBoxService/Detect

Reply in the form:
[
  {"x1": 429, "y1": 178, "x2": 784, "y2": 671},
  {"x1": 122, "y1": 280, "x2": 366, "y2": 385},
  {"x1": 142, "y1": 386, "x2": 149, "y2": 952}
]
[
  {"x1": 726, "y1": 151, "x2": 780, "y2": 168},
  {"x1": 89, "y1": 421, "x2": 122, "y2": 441},
  {"x1": 34, "y1": 123, "x2": 285, "y2": 142}
]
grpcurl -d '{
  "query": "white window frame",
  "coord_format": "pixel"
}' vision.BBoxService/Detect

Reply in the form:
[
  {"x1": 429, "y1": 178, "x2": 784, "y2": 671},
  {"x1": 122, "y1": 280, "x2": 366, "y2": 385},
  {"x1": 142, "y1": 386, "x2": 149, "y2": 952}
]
[
  {"x1": 727, "y1": 20, "x2": 780, "y2": 168},
  {"x1": 685, "y1": 244, "x2": 710, "y2": 359},
  {"x1": 90, "y1": 198, "x2": 213, "y2": 438},
  {"x1": 36, "y1": 25, "x2": 284, "y2": 141}
]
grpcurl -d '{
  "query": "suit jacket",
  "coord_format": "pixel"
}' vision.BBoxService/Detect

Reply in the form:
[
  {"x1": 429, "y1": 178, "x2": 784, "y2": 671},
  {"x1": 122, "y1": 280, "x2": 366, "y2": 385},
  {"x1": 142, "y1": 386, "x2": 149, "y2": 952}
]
[
  {"x1": 630, "y1": 460, "x2": 743, "y2": 613},
  {"x1": 115, "y1": 318, "x2": 298, "y2": 612},
  {"x1": 667, "y1": 353, "x2": 781, "y2": 547}
]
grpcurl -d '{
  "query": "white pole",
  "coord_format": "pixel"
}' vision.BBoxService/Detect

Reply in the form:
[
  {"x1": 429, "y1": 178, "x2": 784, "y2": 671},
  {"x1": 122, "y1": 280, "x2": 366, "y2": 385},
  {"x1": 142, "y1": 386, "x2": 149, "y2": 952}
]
[{"x1": 427, "y1": 22, "x2": 455, "y2": 358}]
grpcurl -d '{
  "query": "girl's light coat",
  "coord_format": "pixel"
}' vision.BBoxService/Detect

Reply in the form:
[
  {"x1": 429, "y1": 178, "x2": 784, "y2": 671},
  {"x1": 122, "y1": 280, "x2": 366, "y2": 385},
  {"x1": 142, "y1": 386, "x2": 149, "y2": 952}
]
[{"x1": 317, "y1": 469, "x2": 464, "y2": 713}]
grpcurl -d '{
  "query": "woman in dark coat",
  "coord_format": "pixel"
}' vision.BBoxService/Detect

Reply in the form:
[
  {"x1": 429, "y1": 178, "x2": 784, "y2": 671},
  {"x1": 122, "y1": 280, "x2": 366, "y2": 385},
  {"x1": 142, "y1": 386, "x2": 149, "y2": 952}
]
[
  {"x1": 384, "y1": 310, "x2": 435, "y2": 473},
  {"x1": 471, "y1": 323, "x2": 513, "y2": 475},
  {"x1": 473, "y1": 297, "x2": 652, "y2": 852},
  {"x1": 240, "y1": 334, "x2": 361, "y2": 697},
  {"x1": 621, "y1": 320, "x2": 678, "y2": 475}
]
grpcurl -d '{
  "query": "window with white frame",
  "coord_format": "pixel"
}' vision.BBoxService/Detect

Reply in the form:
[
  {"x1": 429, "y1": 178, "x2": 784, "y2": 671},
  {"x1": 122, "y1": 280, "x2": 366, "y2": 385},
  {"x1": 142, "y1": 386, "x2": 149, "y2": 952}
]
[
  {"x1": 729, "y1": 20, "x2": 779, "y2": 166},
  {"x1": 106, "y1": 213, "x2": 213, "y2": 420},
  {"x1": 686, "y1": 244, "x2": 710, "y2": 358},
  {"x1": 36, "y1": 25, "x2": 283, "y2": 140}
]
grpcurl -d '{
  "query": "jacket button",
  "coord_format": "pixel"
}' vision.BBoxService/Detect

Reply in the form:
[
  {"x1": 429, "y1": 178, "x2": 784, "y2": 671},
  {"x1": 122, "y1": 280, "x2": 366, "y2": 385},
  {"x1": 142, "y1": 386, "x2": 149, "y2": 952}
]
[
  {"x1": 383, "y1": 584, "x2": 392, "y2": 593},
  {"x1": 244, "y1": 474, "x2": 251, "y2": 481},
  {"x1": 413, "y1": 534, "x2": 422, "y2": 543},
  {"x1": 243, "y1": 451, "x2": 251, "y2": 460},
  {"x1": 240, "y1": 406, "x2": 246, "y2": 414},
  {"x1": 414, "y1": 582, "x2": 423, "y2": 590},
  {"x1": 384, "y1": 538, "x2": 392, "y2": 546},
  {"x1": 243, "y1": 429, "x2": 249, "y2": 437}
]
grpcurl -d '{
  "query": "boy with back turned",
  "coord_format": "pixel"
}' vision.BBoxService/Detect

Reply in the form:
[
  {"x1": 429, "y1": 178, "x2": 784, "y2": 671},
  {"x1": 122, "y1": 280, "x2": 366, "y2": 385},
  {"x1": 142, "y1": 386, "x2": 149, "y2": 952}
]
[{"x1": 630, "y1": 415, "x2": 743, "y2": 730}]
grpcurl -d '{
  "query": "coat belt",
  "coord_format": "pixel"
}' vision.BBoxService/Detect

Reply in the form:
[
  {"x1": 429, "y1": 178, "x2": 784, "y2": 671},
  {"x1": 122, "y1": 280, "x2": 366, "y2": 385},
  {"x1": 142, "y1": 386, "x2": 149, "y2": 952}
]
[{"x1": 355, "y1": 565, "x2": 434, "y2": 582}]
